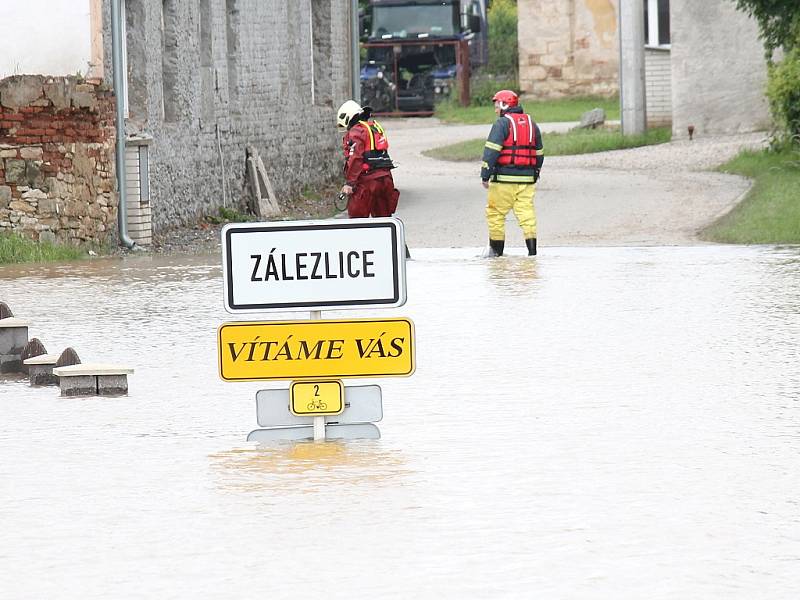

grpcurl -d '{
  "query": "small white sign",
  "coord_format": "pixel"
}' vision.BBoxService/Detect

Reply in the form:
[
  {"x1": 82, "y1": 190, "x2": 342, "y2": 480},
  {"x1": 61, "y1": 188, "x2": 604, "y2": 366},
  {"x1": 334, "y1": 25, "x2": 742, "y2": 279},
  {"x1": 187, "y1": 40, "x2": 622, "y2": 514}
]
[
  {"x1": 256, "y1": 384, "x2": 383, "y2": 427},
  {"x1": 222, "y1": 218, "x2": 407, "y2": 312}
]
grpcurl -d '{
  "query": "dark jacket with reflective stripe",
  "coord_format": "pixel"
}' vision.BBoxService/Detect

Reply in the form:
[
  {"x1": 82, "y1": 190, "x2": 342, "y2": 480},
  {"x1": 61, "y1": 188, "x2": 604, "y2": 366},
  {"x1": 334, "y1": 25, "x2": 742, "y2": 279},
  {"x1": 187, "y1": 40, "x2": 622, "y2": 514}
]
[{"x1": 480, "y1": 106, "x2": 544, "y2": 184}]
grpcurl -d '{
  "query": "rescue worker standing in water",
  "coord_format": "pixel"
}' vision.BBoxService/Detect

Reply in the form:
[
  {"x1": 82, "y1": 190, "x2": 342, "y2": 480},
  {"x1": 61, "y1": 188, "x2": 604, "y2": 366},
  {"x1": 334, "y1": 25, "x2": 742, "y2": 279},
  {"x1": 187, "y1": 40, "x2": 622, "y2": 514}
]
[
  {"x1": 337, "y1": 100, "x2": 399, "y2": 218},
  {"x1": 480, "y1": 90, "x2": 544, "y2": 256}
]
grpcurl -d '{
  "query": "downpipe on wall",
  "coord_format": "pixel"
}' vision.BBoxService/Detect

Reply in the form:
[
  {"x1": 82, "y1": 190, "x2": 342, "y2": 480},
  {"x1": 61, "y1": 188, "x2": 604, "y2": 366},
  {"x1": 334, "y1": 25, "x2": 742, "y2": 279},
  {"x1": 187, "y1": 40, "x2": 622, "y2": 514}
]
[
  {"x1": 111, "y1": 0, "x2": 136, "y2": 250},
  {"x1": 351, "y1": 0, "x2": 360, "y2": 102}
]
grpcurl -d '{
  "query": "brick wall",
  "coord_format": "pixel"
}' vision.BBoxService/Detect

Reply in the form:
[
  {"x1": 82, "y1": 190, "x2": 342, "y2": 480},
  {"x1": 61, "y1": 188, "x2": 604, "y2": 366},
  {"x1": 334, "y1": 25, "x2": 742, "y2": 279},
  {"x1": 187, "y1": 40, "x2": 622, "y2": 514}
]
[
  {"x1": 0, "y1": 75, "x2": 116, "y2": 245},
  {"x1": 645, "y1": 48, "x2": 671, "y2": 126}
]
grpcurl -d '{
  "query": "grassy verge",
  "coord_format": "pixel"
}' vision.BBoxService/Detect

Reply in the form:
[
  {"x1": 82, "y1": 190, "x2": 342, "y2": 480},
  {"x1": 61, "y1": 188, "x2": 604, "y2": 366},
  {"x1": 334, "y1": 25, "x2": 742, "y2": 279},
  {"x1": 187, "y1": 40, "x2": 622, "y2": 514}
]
[
  {"x1": 435, "y1": 95, "x2": 620, "y2": 124},
  {"x1": 701, "y1": 147, "x2": 800, "y2": 243},
  {"x1": 422, "y1": 126, "x2": 671, "y2": 161},
  {"x1": 0, "y1": 232, "x2": 87, "y2": 264}
]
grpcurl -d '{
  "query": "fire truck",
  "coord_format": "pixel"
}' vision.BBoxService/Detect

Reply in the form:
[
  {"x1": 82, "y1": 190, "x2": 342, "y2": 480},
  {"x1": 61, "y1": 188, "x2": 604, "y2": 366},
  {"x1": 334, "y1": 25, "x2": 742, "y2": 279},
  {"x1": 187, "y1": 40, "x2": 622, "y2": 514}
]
[{"x1": 360, "y1": 0, "x2": 487, "y2": 115}]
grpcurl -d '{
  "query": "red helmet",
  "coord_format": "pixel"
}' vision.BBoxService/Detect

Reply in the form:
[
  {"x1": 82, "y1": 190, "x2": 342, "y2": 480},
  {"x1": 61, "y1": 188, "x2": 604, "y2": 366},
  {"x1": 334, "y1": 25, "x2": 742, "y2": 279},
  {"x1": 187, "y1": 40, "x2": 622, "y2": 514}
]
[{"x1": 492, "y1": 89, "x2": 518, "y2": 107}]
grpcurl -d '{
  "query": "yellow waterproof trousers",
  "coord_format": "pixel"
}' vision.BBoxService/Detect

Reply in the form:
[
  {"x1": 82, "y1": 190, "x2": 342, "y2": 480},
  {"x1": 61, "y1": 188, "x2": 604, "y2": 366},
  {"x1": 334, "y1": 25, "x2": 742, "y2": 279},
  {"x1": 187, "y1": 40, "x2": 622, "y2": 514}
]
[{"x1": 486, "y1": 182, "x2": 536, "y2": 240}]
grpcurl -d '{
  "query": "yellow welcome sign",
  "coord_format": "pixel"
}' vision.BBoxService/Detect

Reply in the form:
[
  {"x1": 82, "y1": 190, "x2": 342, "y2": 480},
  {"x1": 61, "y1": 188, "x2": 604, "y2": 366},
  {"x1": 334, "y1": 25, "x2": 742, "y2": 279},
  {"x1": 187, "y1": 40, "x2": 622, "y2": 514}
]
[{"x1": 218, "y1": 318, "x2": 415, "y2": 381}]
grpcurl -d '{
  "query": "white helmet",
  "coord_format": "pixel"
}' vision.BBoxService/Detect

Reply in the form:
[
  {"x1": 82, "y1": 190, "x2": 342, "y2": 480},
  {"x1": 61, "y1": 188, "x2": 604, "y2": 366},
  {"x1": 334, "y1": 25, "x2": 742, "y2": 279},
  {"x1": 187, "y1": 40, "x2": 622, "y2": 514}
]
[{"x1": 337, "y1": 100, "x2": 364, "y2": 129}]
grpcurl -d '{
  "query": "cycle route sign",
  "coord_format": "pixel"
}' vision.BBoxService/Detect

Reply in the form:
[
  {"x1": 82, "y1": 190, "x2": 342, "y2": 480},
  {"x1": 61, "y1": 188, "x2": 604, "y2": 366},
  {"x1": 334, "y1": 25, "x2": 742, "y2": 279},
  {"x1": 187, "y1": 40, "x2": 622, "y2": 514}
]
[{"x1": 222, "y1": 217, "x2": 407, "y2": 313}]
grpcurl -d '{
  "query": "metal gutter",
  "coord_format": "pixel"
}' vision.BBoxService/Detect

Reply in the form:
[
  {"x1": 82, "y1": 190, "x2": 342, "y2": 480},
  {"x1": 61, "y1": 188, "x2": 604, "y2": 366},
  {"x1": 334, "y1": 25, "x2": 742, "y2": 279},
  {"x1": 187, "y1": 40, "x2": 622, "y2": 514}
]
[
  {"x1": 110, "y1": 0, "x2": 136, "y2": 249},
  {"x1": 351, "y1": 0, "x2": 361, "y2": 102}
]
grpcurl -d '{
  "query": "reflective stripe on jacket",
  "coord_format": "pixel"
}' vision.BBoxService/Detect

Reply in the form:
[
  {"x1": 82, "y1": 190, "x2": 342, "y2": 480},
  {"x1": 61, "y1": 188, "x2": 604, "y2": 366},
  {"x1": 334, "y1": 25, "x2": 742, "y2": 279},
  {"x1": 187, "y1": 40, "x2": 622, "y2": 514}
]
[
  {"x1": 342, "y1": 118, "x2": 394, "y2": 185},
  {"x1": 481, "y1": 105, "x2": 544, "y2": 184}
]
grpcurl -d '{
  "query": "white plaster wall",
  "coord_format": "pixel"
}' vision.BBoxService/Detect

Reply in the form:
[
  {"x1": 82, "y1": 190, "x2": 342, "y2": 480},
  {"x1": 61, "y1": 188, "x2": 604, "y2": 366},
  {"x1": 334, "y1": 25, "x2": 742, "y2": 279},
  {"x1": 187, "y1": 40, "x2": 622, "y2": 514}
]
[
  {"x1": 671, "y1": 0, "x2": 770, "y2": 137},
  {"x1": 0, "y1": 0, "x2": 92, "y2": 78}
]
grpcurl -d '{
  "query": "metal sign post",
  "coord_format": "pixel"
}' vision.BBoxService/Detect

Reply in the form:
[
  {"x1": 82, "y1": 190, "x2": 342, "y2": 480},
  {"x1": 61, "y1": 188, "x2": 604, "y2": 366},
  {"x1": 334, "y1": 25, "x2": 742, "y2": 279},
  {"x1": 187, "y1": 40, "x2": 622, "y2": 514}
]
[{"x1": 309, "y1": 310, "x2": 325, "y2": 441}]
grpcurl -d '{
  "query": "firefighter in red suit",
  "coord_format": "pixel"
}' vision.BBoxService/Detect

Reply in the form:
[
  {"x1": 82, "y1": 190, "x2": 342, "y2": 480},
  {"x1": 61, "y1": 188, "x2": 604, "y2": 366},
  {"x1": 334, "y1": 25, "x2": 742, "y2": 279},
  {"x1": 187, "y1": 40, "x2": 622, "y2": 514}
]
[{"x1": 337, "y1": 100, "x2": 399, "y2": 218}]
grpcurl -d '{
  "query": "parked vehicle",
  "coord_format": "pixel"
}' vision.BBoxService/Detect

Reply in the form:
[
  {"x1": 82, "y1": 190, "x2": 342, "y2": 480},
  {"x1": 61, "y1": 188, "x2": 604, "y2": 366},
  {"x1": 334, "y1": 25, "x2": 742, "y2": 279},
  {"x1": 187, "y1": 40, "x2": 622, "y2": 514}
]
[{"x1": 360, "y1": 0, "x2": 487, "y2": 114}]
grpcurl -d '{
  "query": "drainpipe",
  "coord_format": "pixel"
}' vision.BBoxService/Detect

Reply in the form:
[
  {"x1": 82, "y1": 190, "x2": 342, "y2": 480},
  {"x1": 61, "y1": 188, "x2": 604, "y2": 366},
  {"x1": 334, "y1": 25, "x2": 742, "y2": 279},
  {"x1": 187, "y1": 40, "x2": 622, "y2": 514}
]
[
  {"x1": 351, "y1": 0, "x2": 360, "y2": 102},
  {"x1": 111, "y1": 0, "x2": 136, "y2": 249}
]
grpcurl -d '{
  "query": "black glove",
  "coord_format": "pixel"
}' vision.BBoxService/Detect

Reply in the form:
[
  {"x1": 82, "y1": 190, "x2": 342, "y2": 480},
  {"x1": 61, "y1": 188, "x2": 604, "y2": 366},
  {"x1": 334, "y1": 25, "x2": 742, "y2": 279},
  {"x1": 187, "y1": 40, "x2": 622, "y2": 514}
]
[{"x1": 533, "y1": 169, "x2": 540, "y2": 183}]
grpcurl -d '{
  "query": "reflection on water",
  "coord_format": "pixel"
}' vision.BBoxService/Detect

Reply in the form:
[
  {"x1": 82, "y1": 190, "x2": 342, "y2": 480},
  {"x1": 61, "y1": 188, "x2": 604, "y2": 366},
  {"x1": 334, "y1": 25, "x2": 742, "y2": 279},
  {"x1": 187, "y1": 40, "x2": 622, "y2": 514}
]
[
  {"x1": 1, "y1": 246, "x2": 800, "y2": 599},
  {"x1": 210, "y1": 441, "x2": 410, "y2": 492}
]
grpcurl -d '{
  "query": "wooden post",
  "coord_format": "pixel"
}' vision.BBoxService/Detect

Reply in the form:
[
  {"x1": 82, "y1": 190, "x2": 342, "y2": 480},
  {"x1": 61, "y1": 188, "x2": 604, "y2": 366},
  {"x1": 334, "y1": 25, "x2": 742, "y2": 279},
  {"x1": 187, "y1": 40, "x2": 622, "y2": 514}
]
[{"x1": 459, "y1": 39, "x2": 471, "y2": 107}]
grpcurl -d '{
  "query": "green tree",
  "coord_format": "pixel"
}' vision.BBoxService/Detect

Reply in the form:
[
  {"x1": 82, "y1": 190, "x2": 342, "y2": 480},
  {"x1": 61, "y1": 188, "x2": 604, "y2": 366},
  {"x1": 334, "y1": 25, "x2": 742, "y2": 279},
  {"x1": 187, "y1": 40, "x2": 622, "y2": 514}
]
[
  {"x1": 766, "y1": 43, "x2": 800, "y2": 143},
  {"x1": 733, "y1": 0, "x2": 800, "y2": 57},
  {"x1": 733, "y1": 1, "x2": 800, "y2": 143},
  {"x1": 487, "y1": 0, "x2": 518, "y2": 76}
]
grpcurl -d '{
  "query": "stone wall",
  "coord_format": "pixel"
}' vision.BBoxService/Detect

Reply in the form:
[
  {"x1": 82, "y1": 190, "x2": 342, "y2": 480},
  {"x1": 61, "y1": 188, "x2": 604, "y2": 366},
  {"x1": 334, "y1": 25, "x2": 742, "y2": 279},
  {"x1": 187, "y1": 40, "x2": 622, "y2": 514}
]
[
  {"x1": 0, "y1": 75, "x2": 116, "y2": 245},
  {"x1": 519, "y1": 0, "x2": 619, "y2": 99},
  {"x1": 111, "y1": 0, "x2": 352, "y2": 232},
  {"x1": 670, "y1": 0, "x2": 770, "y2": 138}
]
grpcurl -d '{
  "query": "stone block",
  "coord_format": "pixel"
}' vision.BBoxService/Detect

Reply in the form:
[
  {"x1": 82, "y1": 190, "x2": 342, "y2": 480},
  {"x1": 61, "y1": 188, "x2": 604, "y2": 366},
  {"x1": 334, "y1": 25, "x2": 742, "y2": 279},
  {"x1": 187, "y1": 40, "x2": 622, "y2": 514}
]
[
  {"x1": 578, "y1": 108, "x2": 606, "y2": 129},
  {"x1": 39, "y1": 230, "x2": 56, "y2": 244},
  {"x1": 53, "y1": 363, "x2": 132, "y2": 397},
  {"x1": 20, "y1": 147, "x2": 43, "y2": 160},
  {"x1": 1, "y1": 354, "x2": 23, "y2": 373},
  {"x1": 5, "y1": 159, "x2": 26, "y2": 184},
  {"x1": 25, "y1": 354, "x2": 60, "y2": 386},
  {"x1": 0, "y1": 186, "x2": 10, "y2": 208},
  {"x1": 97, "y1": 374, "x2": 128, "y2": 395},
  {"x1": 71, "y1": 92, "x2": 97, "y2": 110},
  {"x1": 43, "y1": 80, "x2": 71, "y2": 110},
  {"x1": 0, "y1": 319, "x2": 29, "y2": 355},
  {"x1": 0, "y1": 75, "x2": 44, "y2": 109},
  {"x1": 0, "y1": 317, "x2": 28, "y2": 373},
  {"x1": 59, "y1": 374, "x2": 97, "y2": 397}
]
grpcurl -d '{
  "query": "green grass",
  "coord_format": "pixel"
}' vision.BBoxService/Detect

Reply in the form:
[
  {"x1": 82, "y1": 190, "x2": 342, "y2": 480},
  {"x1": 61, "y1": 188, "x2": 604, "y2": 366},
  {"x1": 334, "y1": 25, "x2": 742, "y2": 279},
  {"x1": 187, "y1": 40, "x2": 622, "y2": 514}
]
[
  {"x1": 435, "y1": 95, "x2": 620, "y2": 124},
  {"x1": 422, "y1": 126, "x2": 671, "y2": 161},
  {"x1": 0, "y1": 232, "x2": 86, "y2": 264},
  {"x1": 701, "y1": 147, "x2": 800, "y2": 243}
]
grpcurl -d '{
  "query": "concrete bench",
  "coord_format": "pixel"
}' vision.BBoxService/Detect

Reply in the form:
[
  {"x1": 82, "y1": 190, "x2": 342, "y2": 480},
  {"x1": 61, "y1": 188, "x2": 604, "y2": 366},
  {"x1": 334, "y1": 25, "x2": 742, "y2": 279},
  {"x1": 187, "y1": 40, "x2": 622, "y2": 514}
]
[
  {"x1": 23, "y1": 353, "x2": 61, "y2": 386},
  {"x1": 52, "y1": 364, "x2": 134, "y2": 397},
  {"x1": 0, "y1": 317, "x2": 31, "y2": 373}
]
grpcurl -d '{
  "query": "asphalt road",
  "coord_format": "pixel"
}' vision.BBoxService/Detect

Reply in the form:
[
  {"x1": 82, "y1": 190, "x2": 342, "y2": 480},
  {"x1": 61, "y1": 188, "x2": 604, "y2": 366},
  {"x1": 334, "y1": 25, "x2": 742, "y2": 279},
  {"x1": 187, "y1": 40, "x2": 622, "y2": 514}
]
[{"x1": 387, "y1": 117, "x2": 765, "y2": 250}]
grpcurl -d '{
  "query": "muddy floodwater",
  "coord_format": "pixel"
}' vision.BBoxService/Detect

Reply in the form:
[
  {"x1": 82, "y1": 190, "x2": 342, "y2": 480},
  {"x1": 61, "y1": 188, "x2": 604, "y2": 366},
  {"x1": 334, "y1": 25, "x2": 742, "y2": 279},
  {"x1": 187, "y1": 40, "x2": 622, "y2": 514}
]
[{"x1": 1, "y1": 245, "x2": 799, "y2": 599}]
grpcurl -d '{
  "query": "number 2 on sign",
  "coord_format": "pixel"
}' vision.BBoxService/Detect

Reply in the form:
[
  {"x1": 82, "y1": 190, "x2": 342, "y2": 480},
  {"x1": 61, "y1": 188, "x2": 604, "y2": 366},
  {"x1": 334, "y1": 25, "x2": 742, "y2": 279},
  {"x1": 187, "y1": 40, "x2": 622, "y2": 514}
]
[{"x1": 307, "y1": 385, "x2": 327, "y2": 411}]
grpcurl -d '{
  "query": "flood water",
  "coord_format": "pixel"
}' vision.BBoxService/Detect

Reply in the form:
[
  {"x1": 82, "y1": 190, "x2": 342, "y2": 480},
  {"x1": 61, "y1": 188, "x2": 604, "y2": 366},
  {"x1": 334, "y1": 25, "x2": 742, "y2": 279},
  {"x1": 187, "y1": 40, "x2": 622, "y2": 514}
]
[{"x1": 1, "y1": 245, "x2": 799, "y2": 599}]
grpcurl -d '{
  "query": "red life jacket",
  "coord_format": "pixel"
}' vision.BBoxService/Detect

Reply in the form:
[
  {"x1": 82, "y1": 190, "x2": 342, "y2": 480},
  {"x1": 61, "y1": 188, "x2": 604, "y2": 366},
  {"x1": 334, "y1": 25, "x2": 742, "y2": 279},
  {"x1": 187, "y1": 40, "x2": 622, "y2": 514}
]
[
  {"x1": 357, "y1": 119, "x2": 395, "y2": 170},
  {"x1": 497, "y1": 113, "x2": 537, "y2": 167}
]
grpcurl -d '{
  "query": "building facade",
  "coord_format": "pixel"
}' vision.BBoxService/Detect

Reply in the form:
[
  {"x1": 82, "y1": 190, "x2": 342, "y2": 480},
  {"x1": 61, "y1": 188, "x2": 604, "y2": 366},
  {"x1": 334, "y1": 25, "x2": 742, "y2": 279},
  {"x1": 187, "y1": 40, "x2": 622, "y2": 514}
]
[
  {"x1": 116, "y1": 0, "x2": 353, "y2": 238},
  {"x1": 1, "y1": 0, "x2": 354, "y2": 246},
  {"x1": 669, "y1": 0, "x2": 770, "y2": 138},
  {"x1": 517, "y1": 0, "x2": 770, "y2": 134},
  {"x1": 518, "y1": 0, "x2": 620, "y2": 99}
]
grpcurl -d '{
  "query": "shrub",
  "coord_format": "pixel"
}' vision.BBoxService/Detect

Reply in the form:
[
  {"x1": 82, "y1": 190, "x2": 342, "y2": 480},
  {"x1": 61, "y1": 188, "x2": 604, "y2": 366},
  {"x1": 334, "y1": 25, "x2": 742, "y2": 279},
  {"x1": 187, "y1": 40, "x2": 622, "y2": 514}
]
[
  {"x1": 766, "y1": 43, "x2": 800, "y2": 145},
  {"x1": 469, "y1": 71, "x2": 519, "y2": 105},
  {"x1": 487, "y1": 0, "x2": 518, "y2": 76}
]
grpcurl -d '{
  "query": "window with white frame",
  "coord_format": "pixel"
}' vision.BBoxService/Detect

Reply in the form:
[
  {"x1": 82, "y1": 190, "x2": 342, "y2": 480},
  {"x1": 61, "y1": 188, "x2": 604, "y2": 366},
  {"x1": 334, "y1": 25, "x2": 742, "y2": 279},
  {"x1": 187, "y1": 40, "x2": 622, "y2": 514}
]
[{"x1": 644, "y1": 0, "x2": 670, "y2": 47}]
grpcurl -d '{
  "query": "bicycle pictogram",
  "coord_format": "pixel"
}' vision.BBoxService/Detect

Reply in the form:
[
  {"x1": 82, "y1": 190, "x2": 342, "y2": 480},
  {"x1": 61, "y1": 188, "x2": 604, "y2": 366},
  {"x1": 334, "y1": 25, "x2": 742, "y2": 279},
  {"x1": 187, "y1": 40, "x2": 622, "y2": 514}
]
[{"x1": 307, "y1": 399, "x2": 328, "y2": 411}]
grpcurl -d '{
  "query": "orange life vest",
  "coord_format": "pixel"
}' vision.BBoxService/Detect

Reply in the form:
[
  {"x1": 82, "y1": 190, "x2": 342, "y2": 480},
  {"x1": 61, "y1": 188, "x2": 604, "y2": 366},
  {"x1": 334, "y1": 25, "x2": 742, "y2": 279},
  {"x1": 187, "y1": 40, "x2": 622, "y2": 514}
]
[
  {"x1": 497, "y1": 113, "x2": 537, "y2": 167},
  {"x1": 357, "y1": 119, "x2": 395, "y2": 170}
]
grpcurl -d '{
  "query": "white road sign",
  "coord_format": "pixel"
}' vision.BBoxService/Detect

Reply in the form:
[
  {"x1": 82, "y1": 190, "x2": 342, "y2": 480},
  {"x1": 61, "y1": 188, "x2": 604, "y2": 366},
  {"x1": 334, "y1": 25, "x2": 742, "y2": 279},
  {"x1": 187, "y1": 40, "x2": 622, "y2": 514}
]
[
  {"x1": 222, "y1": 218, "x2": 407, "y2": 312},
  {"x1": 247, "y1": 423, "x2": 381, "y2": 442},
  {"x1": 256, "y1": 384, "x2": 383, "y2": 427}
]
